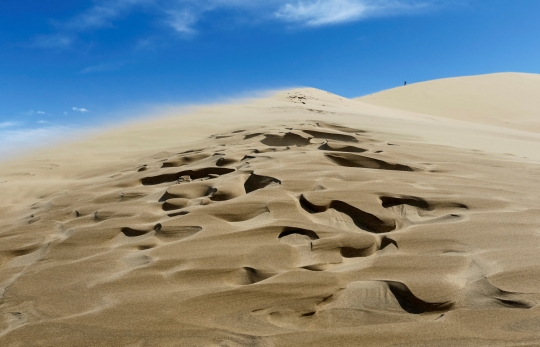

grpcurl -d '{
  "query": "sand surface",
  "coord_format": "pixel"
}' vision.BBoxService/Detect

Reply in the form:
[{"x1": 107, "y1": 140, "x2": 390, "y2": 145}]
[
  {"x1": 1, "y1": 73, "x2": 540, "y2": 346},
  {"x1": 358, "y1": 72, "x2": 540, "y2": 133}
]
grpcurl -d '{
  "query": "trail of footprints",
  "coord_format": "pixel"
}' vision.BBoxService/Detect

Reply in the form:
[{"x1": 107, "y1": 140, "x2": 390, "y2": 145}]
[{"x1": 1, "y1": 120, "x2": 534, "y2": 332}]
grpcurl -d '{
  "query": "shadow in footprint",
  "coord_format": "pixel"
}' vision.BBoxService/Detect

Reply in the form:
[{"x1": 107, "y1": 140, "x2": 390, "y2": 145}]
[
  {"x1": 121, "y1": 228, "x2": 151, "y2": 237},
  {"x1": 278, "y1": 228, "x2": 320, "y2": 240},
  {"x1": 121, "y1": 223, "x2": 162, "y2": 237},
  {"x1": 381, "y1": 196, "x2": 468, "y2": 211},
  {"x1": 385, "y1": 281, "x2": 453, "y2": 314},
  {"x1": 245, "y1": 173, "x2": 281, "y2": 193},
  {"x1": 141, "y1": 167, "x2": 235, "y2": 186},
  {"x1": 315, "y1": 122, "x2": 366, "y2": 134},
  {"x1": 244, "y1": 133, "x2": 263, "y2": 140},
  {"x1": 161, "y1": 153, "x2": 210, "y2": 168},
  {"x1": 303, "y1": 130, "x2": 358, "y2": 143},
  {"x1": 300, "y1": 195, "x2": 395, "y2": 233},
  {"x1": 6, "y1": 245, "x2": 41, "y2": 257},
  {"x1": 380, "y1": 236, "x2": 398, "y2": 249},
  {"x1": 381, "y1": 196, "x2": 430, "y2": 209},
  {"x1": 325, "y1": 153, "x2": 414, "y2": 172},
  {"x1": 261, "y1": 133, "x2": 311, "y2": 147},
  {"x1": 242, "y1": 267, "x2": 275, "y2": 285},
  {"x1": 318, "y1": 142, "x2": 367, "y2": 153},
  {"x1": 340, "y1": 246, "x2": 375, "y2": 258},
  {"x1": 496, "y1": 298, "x2": 534, "y2": 309},
  {"x1": 156, "y1": 225, "x2": 202, "y2": 239}
]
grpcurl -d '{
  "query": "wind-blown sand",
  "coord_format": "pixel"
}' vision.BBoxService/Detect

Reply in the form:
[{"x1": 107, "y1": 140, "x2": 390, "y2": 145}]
[{"x1": 1, "y1": 73, "x2": 540, "y2": 346}]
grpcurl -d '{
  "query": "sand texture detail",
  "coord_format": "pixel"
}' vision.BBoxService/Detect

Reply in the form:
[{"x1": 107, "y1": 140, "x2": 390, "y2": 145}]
[{"x1": 1, "y1": 76, "x2": 540, "y2": 346}]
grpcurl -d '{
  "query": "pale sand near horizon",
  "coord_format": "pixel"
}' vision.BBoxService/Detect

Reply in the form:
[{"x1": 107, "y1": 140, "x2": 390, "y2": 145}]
[
  {"x1": 1, "y1": 74, "x2": 540, "y2": 346},
  {"x1": 359, "y1": 72, "x2": 540, "y2": 133}
]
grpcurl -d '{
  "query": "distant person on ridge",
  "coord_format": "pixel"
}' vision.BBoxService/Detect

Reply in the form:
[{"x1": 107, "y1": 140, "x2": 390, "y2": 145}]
[{"x1": 404, "y1": 81, "x2": 407, "y2": 86}]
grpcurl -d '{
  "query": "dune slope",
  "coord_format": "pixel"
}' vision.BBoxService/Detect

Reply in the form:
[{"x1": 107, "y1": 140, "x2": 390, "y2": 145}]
[
  {"x1": 1, "y1": 84, "x2": 540, "y2": 346},
  {"x1": 358, "y1": 72, "x2": 540, "y2": 133}
]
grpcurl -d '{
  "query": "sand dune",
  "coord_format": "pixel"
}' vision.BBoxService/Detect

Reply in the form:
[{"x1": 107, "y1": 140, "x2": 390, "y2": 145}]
[
  {"x1": 1, "y1": 75, "x2": 540, "y2": 346},
  {"x1": 358, "y1": 72, "x2": 540, "y2": 133}
]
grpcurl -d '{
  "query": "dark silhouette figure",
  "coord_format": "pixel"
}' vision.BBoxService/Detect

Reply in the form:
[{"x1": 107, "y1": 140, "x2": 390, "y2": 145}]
[{"x1": 404, "y1": 81, "x2": 407, "y2": 86}]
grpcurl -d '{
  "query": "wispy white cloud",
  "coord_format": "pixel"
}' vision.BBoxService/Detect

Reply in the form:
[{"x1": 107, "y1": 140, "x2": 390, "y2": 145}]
[
  {"x1": 29, "y1": 34, "x2": 74, "y2": 48},
  {"x1": 0, "y1": 121, "x2": 17, "y2": 129},
  {"x1": 37, "y1": 120, "x2": 50, "y2": 124},
  {"x1": 33, "y1": 0, "x2": 442, "y2": 48},
  {"x1": 23, "y1": 110, "x2": 49, "y2": 116},
  {"x1": 275, "y1": 0, "x2": 434, "y2": 26},
  {"x1": 167, "y1": 10, "x2": 199, "y2": 35},
  {"x1": 80, "y1": 62, "x2": 126, "y2": 74},
  {"x1": 276, "y1": 0, "x2": 369, "y2": 25},
  {"x1": 63, "y1": 0, "x2": 154, "y2": 30},
  {"x1": 160, "y1": 0, "x2": 438, "y2": 33},
  {"x1": 135, "y1": 36, "x2": 161, "y2": 50},
  {"x1": 30, "y1": 0, "x2": 152, "y2": 49},
  {"x1": 72, "y1": 107, "x2": 90, "y2": 113}
]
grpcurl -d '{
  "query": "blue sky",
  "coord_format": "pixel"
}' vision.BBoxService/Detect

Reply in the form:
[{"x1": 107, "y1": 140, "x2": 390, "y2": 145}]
[{"x1": 1, "y1": 0, "x2": 540, "y2": 156}]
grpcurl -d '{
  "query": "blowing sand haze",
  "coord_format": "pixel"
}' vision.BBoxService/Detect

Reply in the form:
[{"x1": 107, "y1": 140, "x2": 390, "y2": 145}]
[{"x1": 1, "y1": 73, "x2": 540, "y2": 346}]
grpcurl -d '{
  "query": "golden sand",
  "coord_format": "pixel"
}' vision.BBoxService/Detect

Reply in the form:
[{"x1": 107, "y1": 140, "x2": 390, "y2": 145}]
[{"x1": 1, "y1": 74, "x2": 540, "y2": 346}]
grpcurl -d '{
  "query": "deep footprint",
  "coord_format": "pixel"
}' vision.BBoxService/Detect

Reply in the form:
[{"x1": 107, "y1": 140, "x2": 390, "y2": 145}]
[
  {"x1": 385, "y1": 281, "x2": 453, "y2": 314},
  {"x1": 325, "y1": 153, "x2": 414, "y2": 172},
  {"x1": 141, "y1": 167, "x2": 235, "y2": 185},
  {"x1": 300, "y1": 195, "x2": 395, "y2": 233}
]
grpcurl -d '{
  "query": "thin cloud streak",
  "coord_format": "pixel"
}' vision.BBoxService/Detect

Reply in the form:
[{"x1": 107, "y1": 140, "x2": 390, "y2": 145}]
[
  {"x1": 32, "y1": 0, "x2": 153, "y2": 48},
  {"x1": 0, "y1": 122, "x2": 17, "y2": 129},
  {"x1": 73, "y1": 107, "x2": 90, "y2": 113},
  {"x1": 275, "y1": 0, "x2": 435, "y2": 26},
  {"x1": 41, "y1": 0, "x2": 442, "y2": 37},
  {"x1": 167, "y1": 10, "x2": 199, "y2": 35},
  {"x1": 63, "y1": 0, "x2": 154, "y2": 30},
  {"x1": 161, "y1": 0, "x2": 437, "y2": 32},
  {"x1": 32, "y1": 0, "x2": 443, "y2": 49},
  {"x1": 29, "y1": 34, "x2": 74, "y2": 48},
  {"x1": 80, "y1": 62, "x2": 126, "y2": 74}
]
